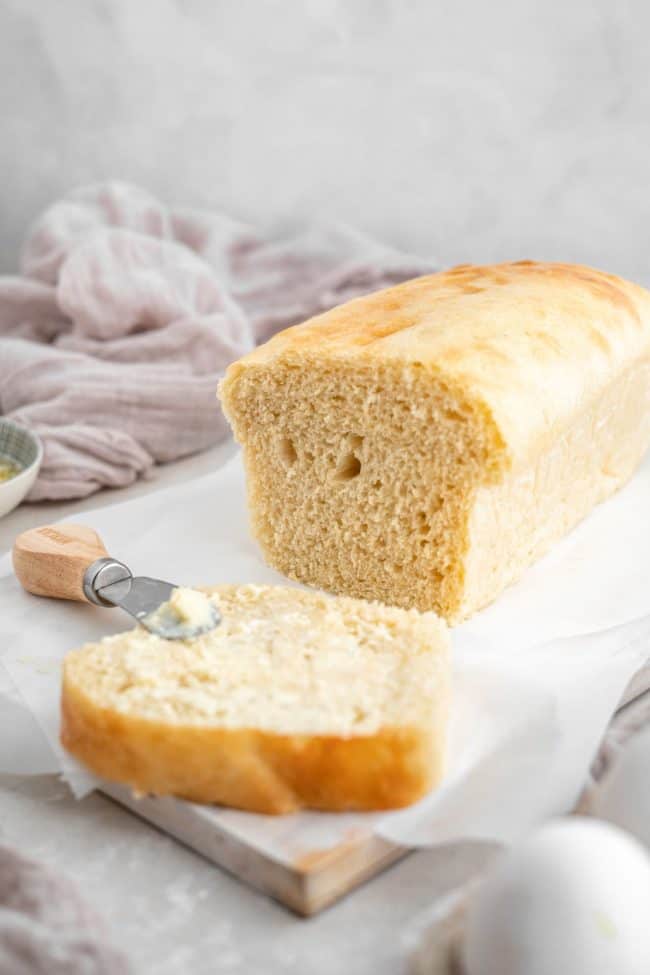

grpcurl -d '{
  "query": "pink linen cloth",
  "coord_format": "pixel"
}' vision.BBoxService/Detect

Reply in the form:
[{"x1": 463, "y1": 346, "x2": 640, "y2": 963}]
[
  {"x1": 0, "y1": 844, "x2": 131, "y2": 974},
  {"x1": 0, "y1": 182, "x2": 435, "y2": 500}
]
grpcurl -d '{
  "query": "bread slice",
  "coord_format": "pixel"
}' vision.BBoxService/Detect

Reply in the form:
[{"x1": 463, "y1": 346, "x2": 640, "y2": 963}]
[
  {"x1": 61, "y1": 585, "x2": 449, "y2": 814},
  {"x1": 219, "y1": 261, "x2": 650, "y2": 621}
]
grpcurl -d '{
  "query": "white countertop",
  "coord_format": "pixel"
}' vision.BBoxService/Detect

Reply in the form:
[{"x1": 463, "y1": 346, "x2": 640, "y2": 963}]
[{"x1": 0, "y1": 443, "x2": 494, "y2": 974}]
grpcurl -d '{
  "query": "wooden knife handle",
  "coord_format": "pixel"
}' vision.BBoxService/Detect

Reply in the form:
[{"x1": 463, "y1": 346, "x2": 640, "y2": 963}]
[{"x1": 12, "y1": 524, "x2": 109, "y2": 602}]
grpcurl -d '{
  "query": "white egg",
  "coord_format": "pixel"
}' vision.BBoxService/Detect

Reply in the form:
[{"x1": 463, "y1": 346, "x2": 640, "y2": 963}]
[
  {"x1": 590, "y1": 725, "x2": 650, "y2": 848},
  {"x1": 462, "y1": 818, "x2": 650, "y2": 975}
]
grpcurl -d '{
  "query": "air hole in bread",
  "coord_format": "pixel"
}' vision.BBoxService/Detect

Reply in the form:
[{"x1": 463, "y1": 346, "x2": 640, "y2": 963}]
[
  {"x1": 335, "y1": 453, "x2": 361, "y2": 481},
  {"x1": 280, "y1": 437, "x2": 297, "y2": 466},
  {"x1": 443, "y1": 407, "x2": 465, "y2": 423},
  {"x1": 348, "y1": 434, "x2": 364, "y2": 450}
]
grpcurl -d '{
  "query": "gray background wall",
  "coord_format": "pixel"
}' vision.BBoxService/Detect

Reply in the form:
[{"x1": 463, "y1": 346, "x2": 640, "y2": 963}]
[{"x1": 1, "y1": 0, "x2": 649, "y2": 283}]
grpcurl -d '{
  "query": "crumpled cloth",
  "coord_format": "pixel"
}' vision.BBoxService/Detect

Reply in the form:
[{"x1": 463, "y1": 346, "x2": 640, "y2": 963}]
[
  {"x1": 577, "y1": 688, "x2": 650, "y2": 812},
  {"x1": 0, "y1": 181, "x2": 435, "y2": 500},
  {"x1": 0, "y1": 844, "x2": 131, "y2": 975}
]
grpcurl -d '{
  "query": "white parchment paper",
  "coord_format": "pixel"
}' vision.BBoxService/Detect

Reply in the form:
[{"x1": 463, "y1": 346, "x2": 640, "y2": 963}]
[{"x1": 0, "y1": 450, "x2": 649, "y2": 848}]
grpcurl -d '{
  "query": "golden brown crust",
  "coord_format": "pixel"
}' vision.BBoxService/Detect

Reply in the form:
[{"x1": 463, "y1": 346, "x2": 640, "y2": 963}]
[
  {"x1": 61, "y1": 676, "x2": 446, "y2": 814},
  {"x1": 236, "y1": 260, "x2": 647, "y2": 353},
  {"x1": 224, "y1": 260, "x2": 650, "y2": 466}
]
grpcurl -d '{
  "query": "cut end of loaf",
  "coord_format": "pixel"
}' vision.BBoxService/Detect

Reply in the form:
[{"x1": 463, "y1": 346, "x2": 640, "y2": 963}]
[
  {"x1": 221, "y1": 358, "x2": 503, "y2": 620},
  {"x1": 61, "y1": 584, "x2": 450, "y2": 813}
]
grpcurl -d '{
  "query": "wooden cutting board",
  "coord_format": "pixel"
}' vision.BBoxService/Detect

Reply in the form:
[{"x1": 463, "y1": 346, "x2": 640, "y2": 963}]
[
  {"x1": 99, "y1": 663, "x2": 650, "y2": 917},
  {"x1": 101, "y1": 783, "x2": 406, "y2": 916}
]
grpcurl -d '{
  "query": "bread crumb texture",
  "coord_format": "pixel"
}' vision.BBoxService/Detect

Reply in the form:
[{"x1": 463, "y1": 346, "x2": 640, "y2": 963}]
[
  {"x1": 61, "y1": 585, "x2": 450, "y2": 813},
  {"x1": 220, "y1": 261, "x2": 650, "y2": 621}
]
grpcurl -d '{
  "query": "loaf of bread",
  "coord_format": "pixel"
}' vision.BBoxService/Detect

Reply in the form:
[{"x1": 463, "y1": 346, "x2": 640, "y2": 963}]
[
  {"x1": 220, "y1": 261, "x2": 650, "y2": 621},
  {"x1": 61, "y1": 585, "x2": 449, "y2": 814}
]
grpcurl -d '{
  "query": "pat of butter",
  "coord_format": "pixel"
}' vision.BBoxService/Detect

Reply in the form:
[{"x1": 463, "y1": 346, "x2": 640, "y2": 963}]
[{"x1": 166, "y1": 587, "x2": 215, "y2": 628}]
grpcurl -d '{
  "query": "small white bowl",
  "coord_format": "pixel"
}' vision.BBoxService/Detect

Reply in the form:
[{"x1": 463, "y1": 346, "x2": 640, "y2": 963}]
[{"x1": 0, "y1": 421, "x2": 43, "y2": 518}]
